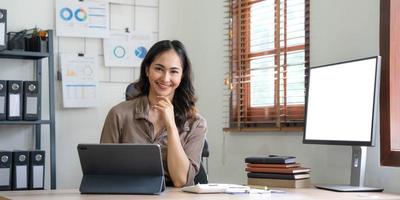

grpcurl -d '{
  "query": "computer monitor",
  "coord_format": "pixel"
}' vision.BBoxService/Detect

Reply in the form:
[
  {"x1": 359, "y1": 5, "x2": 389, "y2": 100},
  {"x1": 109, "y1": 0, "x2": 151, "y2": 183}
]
[{"x1": 303, "y1": 56, "x2": 383, "y2": 192}]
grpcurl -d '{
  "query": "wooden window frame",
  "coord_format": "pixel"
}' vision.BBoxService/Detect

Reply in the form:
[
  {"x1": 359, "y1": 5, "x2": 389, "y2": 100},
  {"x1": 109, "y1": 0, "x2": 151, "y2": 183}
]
[
  {"x1": 225, "y1": 0, "x2": 310, "y2": 132},
  {"x1": 380, "y1": 0, "x2": 400, "y2": 167}
]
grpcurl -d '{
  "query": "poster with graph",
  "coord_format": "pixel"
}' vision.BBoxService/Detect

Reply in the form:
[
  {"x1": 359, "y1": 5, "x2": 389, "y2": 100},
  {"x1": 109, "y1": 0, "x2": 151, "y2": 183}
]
[
  {"x1": 103, "y1": 31, "x2": 153, "y2": 67},
  {"x1": 60, "y1": 53, "x2": 98, "y2": 108},
  {"x1": 55, "y1": 0, "x2": 109, "y2": 38}
]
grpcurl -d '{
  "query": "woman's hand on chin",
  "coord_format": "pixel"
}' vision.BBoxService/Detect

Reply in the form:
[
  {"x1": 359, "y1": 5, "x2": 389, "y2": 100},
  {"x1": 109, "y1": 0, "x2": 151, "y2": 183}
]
[{"x1": 151, "y1": 96, "x2": 176, "y2": 130}]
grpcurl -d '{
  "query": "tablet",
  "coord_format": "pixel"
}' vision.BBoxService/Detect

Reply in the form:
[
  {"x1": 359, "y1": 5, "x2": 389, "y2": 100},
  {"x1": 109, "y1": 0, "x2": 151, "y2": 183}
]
[{"x1": 77, "y1": 143, "x2": 165, "y2": 194}]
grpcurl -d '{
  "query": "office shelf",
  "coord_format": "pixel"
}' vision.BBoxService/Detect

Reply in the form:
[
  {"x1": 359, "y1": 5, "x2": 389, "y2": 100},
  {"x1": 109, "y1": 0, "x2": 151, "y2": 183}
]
[
  {"x1": 0, "y1": 120, "x2": 52, "y2": 125},
  {"x1": 0, "y1": 30, "x2": 56, "y2": 189},
  {"x1": 0, "y1": 50, "x2": 50, "y2": 60}
]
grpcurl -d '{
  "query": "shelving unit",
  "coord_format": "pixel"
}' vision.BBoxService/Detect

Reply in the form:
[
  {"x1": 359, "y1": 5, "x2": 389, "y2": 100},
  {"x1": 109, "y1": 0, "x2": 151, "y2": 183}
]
[{"x1": 0, "y1": 30, "x2": 56, "y2": 189}]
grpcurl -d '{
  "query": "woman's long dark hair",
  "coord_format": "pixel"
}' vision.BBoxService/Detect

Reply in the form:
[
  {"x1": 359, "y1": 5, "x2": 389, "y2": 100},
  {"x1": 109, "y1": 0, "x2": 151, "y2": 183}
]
[{"x1": 134, "y1": 40, "x2": 197, "y2": 130}]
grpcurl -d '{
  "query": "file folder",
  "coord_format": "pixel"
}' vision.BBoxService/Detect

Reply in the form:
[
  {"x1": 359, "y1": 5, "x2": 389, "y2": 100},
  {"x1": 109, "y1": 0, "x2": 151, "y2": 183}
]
[
  {"x1": 0, "y1": 9, "x2": 6, "y2": 50},
  {"x1": 23, "y1": 81, "x2": 40, "y2": 121},
  {"x1": 6, "y1": 80, "x2": 23, "y2": 121},
  {"x1": 12, "y1": 151, "x2": 29, "y2": 190},
  {"x1": 29, "y1": 150, "x2": 45, "y2": 190},
  {"x1": 0, "y1": 151, "x2": 12, "y2": 191},
  {"x1": 0, "y1": 80, "x2": 6, "y2": 120}
]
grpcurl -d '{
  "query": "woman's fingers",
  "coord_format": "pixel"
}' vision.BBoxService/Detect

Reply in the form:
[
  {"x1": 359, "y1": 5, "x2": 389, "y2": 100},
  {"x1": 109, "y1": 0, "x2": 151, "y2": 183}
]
[
  {"x1": 152, "y1": 96, "x2": 175, "y2": 128},
  {"x1": 151, "y1": 104, "x2": 163, "y2": 111},
  {"x1": 152, "y1": 96, "x2": 173, "y2": 111},
  {"x1": 157, "y1": 96, "x2": 171, "y2": 104},
  {"x1": 155, "y1": 96, "x2": 172, "y2": 108}
]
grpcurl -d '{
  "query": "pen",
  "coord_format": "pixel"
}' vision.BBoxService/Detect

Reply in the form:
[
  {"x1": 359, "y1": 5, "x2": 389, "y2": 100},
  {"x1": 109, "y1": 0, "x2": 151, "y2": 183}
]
[{"x1": 248, "y1": 185, "x2": 268, "y2": 190}]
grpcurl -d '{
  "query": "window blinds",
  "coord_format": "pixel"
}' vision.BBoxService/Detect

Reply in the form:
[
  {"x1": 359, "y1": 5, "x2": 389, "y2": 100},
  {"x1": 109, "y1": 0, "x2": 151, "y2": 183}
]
[{"x1": 224, "y1": 0, "x2": 310, "y2": 131}]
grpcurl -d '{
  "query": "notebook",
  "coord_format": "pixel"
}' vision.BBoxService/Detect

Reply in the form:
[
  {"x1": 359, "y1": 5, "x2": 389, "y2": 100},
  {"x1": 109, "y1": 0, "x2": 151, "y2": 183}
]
[{"x1": 77, "y1": 144, "x2": 165, "y2": 194}]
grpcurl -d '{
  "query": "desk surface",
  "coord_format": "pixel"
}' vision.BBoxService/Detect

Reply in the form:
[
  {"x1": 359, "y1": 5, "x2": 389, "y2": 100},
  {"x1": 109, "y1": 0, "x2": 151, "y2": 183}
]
[{"x1": 1, "y1": 188, "x2": 399, "y2": 200}]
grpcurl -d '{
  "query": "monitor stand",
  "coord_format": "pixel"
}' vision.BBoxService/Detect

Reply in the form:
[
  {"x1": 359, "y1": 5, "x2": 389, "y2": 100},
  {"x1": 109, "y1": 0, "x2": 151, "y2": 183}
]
[{"x1": 315, "y1": 146, "x2": 383, "y2": 192}]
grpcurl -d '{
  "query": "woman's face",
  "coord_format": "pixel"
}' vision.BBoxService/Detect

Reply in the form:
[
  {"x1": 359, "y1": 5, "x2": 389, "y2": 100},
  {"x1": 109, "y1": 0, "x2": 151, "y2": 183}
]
[{"x1": 146, "y1": 50, "x2": 183, "y2": 99}]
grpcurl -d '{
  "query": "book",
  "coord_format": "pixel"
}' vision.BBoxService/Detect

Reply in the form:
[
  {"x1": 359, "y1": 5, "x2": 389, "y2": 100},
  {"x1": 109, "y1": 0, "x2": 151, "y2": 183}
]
[
  {"x1": 245, "y1": 155, "x2": 296, "y2": 164},
  {"x1": 247, "y1": 172, "x2": 310, "y2": 180},
  {"x1": 248, "y1": 177, "x2": 311, "y2": 188},
  {"x1": 247, "y1": 163, "x2": 301, "y2": 168},
  {"x1": 246, "y1": 167, "x2": 310, "y2": 174}
]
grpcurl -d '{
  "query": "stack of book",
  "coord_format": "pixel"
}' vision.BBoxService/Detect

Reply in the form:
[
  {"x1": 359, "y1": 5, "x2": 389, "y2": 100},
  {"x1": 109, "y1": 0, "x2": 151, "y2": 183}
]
[{"x1": 245, "y1": 155, "x2": 311, "y2": 188}]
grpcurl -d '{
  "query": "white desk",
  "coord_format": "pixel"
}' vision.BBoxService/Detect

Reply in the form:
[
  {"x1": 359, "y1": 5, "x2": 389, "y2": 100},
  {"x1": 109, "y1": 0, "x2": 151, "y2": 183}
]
[{"x1": 1, "y1": 188, "x2": 400, "y2": 200}]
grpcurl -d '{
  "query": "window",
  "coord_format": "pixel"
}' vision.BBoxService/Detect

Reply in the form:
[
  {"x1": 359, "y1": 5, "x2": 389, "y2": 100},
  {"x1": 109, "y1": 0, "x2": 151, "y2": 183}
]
[
  {"x1": 225, "y1": 0, "x2": 310, "y2": 131},
  {"x1": 380, "y1": 0, "x2": 400, "y2": 167}
]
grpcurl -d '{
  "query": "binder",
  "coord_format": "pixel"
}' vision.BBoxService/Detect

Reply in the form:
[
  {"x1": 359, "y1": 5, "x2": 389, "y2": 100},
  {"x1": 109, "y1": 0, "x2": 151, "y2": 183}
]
[
  {"x1": 0, "y1": 9, "x2": 6, "y2": 50},
  {"x1": 12, "y1": 151, "x2": 29, "y2": 190},
  {"x1": 0, "y1": 151, "x2": 12, "y2": 191},
  {"x1": 23, "y1": 81, "x2": 40, "y2": 121},
  {"x1": 29, "y1": 150, "x2": 45, "y2": 190},
  {"x1": 0, "y1": 80, "x2": 6, "y2": 120},
  {"x1": 6, "y1": 80, "x2": 23, "y2": 121}
]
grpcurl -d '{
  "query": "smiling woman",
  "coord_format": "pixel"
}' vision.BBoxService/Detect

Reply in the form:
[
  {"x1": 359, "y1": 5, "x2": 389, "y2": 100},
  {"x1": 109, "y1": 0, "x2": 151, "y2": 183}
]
[
  {"x1": 146, "y1": 50, "x2": 183, "y2": 100},
  {"x1": 100, "y1": 40, "x2": 207, "y2": 187}
]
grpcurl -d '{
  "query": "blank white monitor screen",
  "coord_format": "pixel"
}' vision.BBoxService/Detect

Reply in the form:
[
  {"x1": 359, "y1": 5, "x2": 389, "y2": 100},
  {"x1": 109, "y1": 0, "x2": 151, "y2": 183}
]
[{"x1": 304, "y1": 57, "x2": 380, "y2": 146}]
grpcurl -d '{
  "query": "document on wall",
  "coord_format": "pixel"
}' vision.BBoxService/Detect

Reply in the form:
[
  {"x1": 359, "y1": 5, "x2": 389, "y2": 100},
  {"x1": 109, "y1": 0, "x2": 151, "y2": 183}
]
[
  {"x1": 0, "y1": 23, "x2": 5, "y2": 46},
  {"x1": 103, "y1": 31, "x2": 154, "y2": 67},
  {"x1": 55, "y1": 0, "x2": 110, "y2": 38},
  {"x1": 60, "y1": 53, "x2": 98, "y2": 108}
]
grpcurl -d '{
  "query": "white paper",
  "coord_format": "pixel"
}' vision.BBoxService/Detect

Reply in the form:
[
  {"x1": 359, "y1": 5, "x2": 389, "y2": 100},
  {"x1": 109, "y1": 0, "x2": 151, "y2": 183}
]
[
  {"x1": 103, "y1": 31, "x2": 154, "y2": 67},
  {"x1": 0, "y1": 23, "x2": 5, "y2": 46},
  {"x1": 182, "y1": 184, "x2": 250, "y2": 194},
  {"x1": 33, "y1": 166, "x2": 44, "y2": 188},
  {"x1": 55, "y1": 0, "x2": 110, "y2": 38},
  {"x1": 9, "y1": 94, "x2": 20, "y2": 117},
  {"x1": 0, "y1": 168, "x2": 10, "y2": 186},
  {"x1": 26, "y1": 97, "x2": 38, "y2": 114},
  {"x1": 60, "y1": 53, "x2": 98, "y2": 108},
  {"x1": 0, "y1": 96, "x2": 5, "y2": 114},
  {"x1": 16, "y1": 165, "x2": 27, "y2": 188}
]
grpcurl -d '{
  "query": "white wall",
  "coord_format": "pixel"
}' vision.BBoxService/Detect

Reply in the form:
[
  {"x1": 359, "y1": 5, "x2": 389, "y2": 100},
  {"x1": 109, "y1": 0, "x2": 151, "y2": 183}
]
[
  {"x1": 171, "y1": 0, "x2": 400, "y2": 194},
  {"x1": 0, "y1": 0, "x2": 159, "y2": 189},
  {"x1": 172, "y1": 0, "x2": 355, "y2": 185},
  {"x1": 1, "y1": 0, "x2": 400, "y2": 193}
]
